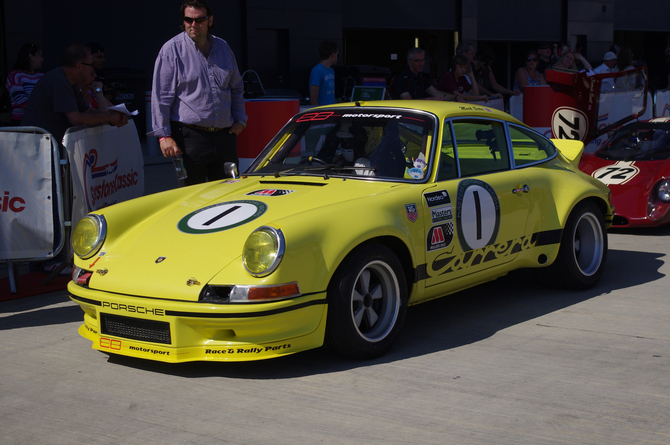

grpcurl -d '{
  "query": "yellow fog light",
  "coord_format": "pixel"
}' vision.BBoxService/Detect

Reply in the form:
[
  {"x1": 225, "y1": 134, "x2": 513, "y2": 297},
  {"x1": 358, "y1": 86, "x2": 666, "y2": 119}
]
[
  {"x1": 242, "y1": 226, "x2": 285, "y2": 277},
  {"x1": 72, "y1": 214, "x2": 106, "y2": 259}
]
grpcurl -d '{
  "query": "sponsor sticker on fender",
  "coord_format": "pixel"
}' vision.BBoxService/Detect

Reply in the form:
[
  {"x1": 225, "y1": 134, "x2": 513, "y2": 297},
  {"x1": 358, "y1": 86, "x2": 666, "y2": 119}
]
[{"x1": 405, "y1": 204, "x2": 418, "y2": 222}]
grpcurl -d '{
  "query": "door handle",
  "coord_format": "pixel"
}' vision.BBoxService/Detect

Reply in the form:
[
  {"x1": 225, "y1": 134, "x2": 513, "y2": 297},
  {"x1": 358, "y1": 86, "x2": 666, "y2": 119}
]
[{"x1": 512, "y1": 185, "x2": 530, "y2": 194}]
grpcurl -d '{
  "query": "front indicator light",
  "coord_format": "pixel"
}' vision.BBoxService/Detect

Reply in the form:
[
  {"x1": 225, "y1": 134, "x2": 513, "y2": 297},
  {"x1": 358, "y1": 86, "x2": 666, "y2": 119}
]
[
  {"x1": 242, "y1": 226, "x2": 285, "y2": 277},
  {"x1": 231, "y1": 282, "x2": 301, "y2": 302},
  {"x1": 72, "y1": 214, "x2": 107, "y2": 259}
]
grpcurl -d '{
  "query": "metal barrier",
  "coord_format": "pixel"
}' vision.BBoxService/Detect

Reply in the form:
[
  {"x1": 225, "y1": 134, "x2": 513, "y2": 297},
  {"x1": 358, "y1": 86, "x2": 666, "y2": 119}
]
[{"x1": 0, "y1": 126, "x2": 67, "y2": 293}]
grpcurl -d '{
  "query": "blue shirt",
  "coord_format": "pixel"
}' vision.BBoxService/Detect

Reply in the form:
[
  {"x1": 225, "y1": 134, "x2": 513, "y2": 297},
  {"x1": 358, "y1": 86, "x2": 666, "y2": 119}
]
[
  {"x1": 309, "y1": 63, "x2": 335, "y2": 105},
  {"x1": 149, "y1": 32, "x2": 247, "y2": 137}
]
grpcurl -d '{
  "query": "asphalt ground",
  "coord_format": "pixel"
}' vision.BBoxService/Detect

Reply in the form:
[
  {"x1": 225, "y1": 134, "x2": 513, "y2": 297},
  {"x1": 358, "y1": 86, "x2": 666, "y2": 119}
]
[{"x1": 1, "y1": 214, "x2": 670, "y2": 443}]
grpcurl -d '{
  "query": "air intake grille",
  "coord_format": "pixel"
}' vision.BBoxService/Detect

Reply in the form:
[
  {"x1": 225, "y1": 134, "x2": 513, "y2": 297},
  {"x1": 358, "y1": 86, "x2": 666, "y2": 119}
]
[{"x1": 101, "y1": 313, "x2": 171, "y2": 345}]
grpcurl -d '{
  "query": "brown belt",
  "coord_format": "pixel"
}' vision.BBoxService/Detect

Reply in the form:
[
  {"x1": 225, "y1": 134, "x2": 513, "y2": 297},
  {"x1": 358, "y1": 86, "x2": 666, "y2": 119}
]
[{"x1": 177, "y1": 122, "x2": 226, "y2": 133}]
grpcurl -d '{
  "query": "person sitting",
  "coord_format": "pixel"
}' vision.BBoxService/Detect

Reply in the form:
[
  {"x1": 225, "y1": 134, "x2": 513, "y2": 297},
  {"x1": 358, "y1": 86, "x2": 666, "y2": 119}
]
[
  {"x1": 316, "y1": 122, "x2": 368, "y2": 165},
  {"x1": 5, "y1": 43, "x2": 44, "y2": 124},
  {"x1": 437, "y1": 55, "x2": 489, "y2": 102},
  {"x1": 393, "y1": 48, "x2": 461, "y2": 102},
  {"x1": 514, "y1": 50, "x2": 548, "y2": 91}
]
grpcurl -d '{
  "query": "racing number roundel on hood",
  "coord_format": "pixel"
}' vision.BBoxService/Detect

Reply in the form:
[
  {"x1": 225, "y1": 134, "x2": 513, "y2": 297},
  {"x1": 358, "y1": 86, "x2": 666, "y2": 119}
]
[{"x1": 178, "y1": 200, "x2": 267, "y2": 234}]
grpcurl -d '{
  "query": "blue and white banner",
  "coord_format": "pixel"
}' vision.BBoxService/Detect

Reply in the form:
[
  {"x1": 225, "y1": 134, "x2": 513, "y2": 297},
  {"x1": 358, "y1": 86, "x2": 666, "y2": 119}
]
[{"x1": 65, "y1": 120, "x2": 145, "y2": 226}]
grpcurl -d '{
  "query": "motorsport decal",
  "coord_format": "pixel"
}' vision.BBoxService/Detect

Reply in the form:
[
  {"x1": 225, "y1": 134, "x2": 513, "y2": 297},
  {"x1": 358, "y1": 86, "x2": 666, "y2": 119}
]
[
  {"x1": 591, "y1": 161, "x2": 640, "y2": 185},
  {"x1": 405, "y1": 204, "x2": 418, "y2": 222},
  {"x1": 456, "y1": 179, "x2": 500, "y2": 252},
  {"x1": 178, "y1": 200, "x2": 267, "y2": 234},
  {"x1": 246, "y1": 189, "x2": 295, "y2": 196},
  {"x1": 428, "y1": 229, "x2": 562, "y2": 277},
  {"x1": 424, "y1": 190, "x2": 451, "y2": 207},
  {"x1": 427, "y1": 222, "x2": 454, "y2": 251}
]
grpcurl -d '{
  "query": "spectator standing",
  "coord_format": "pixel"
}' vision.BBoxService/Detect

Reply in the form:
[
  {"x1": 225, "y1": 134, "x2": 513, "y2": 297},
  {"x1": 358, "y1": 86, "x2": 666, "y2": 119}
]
[
  {"x1": 85, "y1": 42, "x2": 115, "y2": 103},
  {"x1": 615, "y1": 47, "x2": 636, "y2": 89},
  {"x1": 309, "y1": 41, "x2": 338, "y2": 105},
  {"x1": 514, "y1": 50, "x2": 547, "y2": 91},
  {"x1": 21, "y1": 44, "x2": 127, "y2": 144},
  {"x1": 438, "y1": 55, "x2": 489, "y2": 102},
  {"x1": 5, "y1": 43, "x2": 44, "y2": 124},
  {"x1": 455, "y1": 42, "x2": 478, "y2": 86},
  {"x1": 150, "y1": 0, "x2": 247, "y2": 186},
  {"x1": 536, "y1": 43, "x2": 553, "y2": 75},
  {"x1": 472, "y1": 45, "x2": 519, "y2": 97},
  {"x1": 392, "y1": 48, "x2": 460, "y2": 101}
]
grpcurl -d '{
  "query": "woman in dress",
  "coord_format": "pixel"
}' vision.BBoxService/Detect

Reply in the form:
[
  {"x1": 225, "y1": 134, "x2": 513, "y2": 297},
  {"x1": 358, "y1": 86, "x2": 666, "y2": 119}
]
[
  {"x1": 513, "y1": 50, "x2": 547, "y2": 91},
  {"x1": 5, "y1": 43, "x2": 44, "y2": 124}
]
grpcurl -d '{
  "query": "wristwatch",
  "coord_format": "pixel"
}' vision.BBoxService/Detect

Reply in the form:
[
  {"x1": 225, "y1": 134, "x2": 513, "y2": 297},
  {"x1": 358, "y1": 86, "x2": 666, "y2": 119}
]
[
  {"x1": 237, "y1": 120, "x2": 247, "y2": 128},
  {"x1": 94, "y1": 88, "x2": 103, "y2": 94}
]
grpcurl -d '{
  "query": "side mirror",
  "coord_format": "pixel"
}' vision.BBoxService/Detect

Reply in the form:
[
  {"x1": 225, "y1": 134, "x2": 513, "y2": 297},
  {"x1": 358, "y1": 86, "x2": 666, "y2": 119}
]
[{"x1": 224, "y1": 162, "x2": 239, "y2": 179}]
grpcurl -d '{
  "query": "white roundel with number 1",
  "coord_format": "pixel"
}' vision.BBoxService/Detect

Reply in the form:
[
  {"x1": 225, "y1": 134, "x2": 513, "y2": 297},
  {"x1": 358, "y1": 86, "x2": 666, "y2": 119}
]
[{"x1": 456, "y1": 179, "x2": 501, "y2": 251}]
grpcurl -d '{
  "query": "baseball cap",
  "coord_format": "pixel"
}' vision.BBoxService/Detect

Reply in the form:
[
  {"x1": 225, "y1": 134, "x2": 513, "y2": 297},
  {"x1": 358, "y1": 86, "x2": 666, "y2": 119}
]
[{"x1": 603, "y1": 52, "x2": 617, "y2": 61}]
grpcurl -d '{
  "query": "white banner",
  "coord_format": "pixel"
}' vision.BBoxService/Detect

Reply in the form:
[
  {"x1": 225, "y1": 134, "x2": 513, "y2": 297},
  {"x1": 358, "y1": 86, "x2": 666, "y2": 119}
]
[
  {"x1": 0, "y1": 130, "x2": 56, "y2": 260},
  {"x1": 64, "y1": 120, "x2": 145, "y2": 226}
]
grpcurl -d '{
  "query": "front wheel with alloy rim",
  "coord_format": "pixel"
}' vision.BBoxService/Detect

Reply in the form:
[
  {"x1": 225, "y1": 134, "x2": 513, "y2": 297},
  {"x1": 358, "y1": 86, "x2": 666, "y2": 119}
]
[
  {"x1": 537, "y1": 200, "x2": 607, "y2": 290},
  {"x1": 325, "y1": 243, "x2": 408, "y2": 359}
]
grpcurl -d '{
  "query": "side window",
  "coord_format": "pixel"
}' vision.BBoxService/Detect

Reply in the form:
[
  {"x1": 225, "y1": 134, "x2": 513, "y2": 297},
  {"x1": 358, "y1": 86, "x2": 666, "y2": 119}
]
[
  {"x1": 509, "y1": 124, "x2": 556, "y2": 166},
  {"x1": 453, "y1": 120, "x2": 510, "y2": 176},
  {"x1": 438, "y1": 122, "x2": 457, "y2": 180}
]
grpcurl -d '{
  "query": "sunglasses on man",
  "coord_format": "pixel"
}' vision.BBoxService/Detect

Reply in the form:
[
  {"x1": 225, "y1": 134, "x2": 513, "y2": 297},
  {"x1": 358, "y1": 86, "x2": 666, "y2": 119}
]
[{"x1": 184, "y1": 16, "x2": 209, "y2": 24}]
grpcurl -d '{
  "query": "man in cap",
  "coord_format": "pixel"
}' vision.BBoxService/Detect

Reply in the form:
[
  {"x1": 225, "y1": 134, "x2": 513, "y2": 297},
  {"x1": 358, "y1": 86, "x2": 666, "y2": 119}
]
[{"x1": 592, "y1": 52, "x2": 619, "y2": 90}]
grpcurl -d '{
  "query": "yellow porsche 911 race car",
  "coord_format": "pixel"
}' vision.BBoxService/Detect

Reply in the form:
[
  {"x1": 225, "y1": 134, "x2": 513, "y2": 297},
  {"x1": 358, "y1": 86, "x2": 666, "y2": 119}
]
[{"x1": 68, "y1": 101, "x2": 613, "y2": 363}]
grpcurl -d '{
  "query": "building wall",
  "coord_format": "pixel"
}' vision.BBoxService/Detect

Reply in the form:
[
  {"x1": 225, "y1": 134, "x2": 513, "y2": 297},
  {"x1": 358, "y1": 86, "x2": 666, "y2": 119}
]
[{"x1": 2, "y1": 0, "x2": 670, "y2": 106}]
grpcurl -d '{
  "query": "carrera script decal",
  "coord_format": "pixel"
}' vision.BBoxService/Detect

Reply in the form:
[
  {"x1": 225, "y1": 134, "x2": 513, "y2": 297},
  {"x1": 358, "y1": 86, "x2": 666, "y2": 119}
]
[
  {"x1": 591, "y1": 161, "x2": 640, "y2": 185},
  {"x1": 456, "y1": 179, "x2": 500, "y2": 251},
  {"x1": 431, "y1": 234, "x2": 533, "y2": 276},
  {"x1": 178, "y1": 200, "x2": 267, "y2": 234}
]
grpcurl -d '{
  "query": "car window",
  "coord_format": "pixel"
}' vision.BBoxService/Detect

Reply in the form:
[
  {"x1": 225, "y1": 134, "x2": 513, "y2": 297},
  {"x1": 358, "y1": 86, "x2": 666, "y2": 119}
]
[
  {"x1": 248, "y1": 109, "x2": 436, "y2": 181},
  {"x1": 509, "y1": 124, "x2": 556, "y2": 166},
  {"x1": 452, "y1": 120, "x2": 510, "y2": 176},
  {"x1": 596, "y1": 122, "x2": 670, "y2": 161}
]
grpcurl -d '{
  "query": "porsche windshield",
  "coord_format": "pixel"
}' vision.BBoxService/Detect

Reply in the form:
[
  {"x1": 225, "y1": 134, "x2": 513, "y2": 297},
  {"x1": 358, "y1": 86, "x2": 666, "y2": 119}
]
[
  {"x1": 597, "y1": 122, "x2": 670, "y2": 161},
  {"x1": 247, "y1": 108, "x2": 436, "y2": 181}
]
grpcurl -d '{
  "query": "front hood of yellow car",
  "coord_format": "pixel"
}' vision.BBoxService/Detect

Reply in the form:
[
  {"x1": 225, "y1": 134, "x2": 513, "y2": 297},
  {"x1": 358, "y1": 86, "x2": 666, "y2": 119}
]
[{"x1": 81, "y1": 176, "x2": 398, "y2": 300}]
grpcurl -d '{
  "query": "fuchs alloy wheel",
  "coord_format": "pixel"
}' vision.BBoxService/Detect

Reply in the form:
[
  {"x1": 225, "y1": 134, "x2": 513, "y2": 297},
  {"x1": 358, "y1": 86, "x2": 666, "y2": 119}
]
[
  {"x1": 325, "y1": 243, "x2": 408, "y2": 359},
  {"x1": 538, "y1": 200, "x2": 607, "y2": 290}
]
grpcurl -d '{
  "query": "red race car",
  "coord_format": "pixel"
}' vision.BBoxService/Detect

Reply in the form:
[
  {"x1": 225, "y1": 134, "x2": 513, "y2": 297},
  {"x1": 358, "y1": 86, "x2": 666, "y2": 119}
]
[{"x1": 580, "y1": 117, "x2": 670, "y2": 227}]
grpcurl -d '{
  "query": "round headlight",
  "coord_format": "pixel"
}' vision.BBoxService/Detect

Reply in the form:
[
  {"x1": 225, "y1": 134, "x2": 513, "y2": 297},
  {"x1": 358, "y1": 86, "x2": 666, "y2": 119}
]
[
  {"x1": 657, "y1": 180, "x2": 670, "y2": 203},
  {"x1": 242, "y1": 227, "x2": 284, "y2": 277},
  {"x1": 72, "y1": 214, "x2": 107, "y2": 259}
]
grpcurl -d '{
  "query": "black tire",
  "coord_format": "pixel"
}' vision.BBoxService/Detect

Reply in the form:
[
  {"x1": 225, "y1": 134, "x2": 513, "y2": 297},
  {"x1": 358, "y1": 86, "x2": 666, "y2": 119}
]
[
  {"x1": 538, "y1": 200, "x2": 607, "y2": 290},
  {"x1": 325, "y1": 243, "x2": 408, "y2": 359}
]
